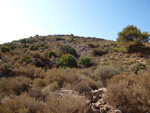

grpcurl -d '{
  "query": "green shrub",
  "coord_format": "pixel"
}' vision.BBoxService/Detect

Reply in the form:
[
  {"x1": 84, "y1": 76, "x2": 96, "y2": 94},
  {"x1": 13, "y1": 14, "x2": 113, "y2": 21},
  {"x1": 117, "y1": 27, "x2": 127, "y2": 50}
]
[
  {"x1": 21, "y1": 39, "x2": 26, "y2": 43},
  {"x1": 79, "y1": 56, "x2": 91, "y2": 67},
  {"x1": 56, "y1": 37, "x2": 62, "y2": 41},
  {"x1": 112, "y1": 46, "x2": 128, "y2": 52},
  {"x1": 1, "y1": 46, "x2": 10, "y2": 53},
  {"x1": 92, "y1": 49, "x2": 107, "y2": 56},
  {"x1": 59, "y1": 45, "x2": 77, "y2": 56},
  {"x1": 22, "y1": 44, "x2": 29, "y2": 48},
  {"x1": 48, "y1": 50, "x2": 56, "y2": 57},
  {"x1": 59, "y1": 54, "x2": 77, "y2": 68},
  {"x1": 24, "y1": 56, "x2": 32, "y2": 64},
  {"x1": 29, "y1": 45, "x2": 38, "y2": 50},
  {"x1": 146, "y1": 59, "x2": 150, "y2": 66}
]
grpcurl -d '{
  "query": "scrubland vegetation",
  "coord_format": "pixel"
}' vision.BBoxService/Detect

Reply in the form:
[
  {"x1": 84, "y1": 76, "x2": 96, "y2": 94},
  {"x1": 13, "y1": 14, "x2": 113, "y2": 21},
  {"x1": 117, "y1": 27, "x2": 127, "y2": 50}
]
[{"x1": 0, "y1": 25, "x2": 150, "y2": 113}]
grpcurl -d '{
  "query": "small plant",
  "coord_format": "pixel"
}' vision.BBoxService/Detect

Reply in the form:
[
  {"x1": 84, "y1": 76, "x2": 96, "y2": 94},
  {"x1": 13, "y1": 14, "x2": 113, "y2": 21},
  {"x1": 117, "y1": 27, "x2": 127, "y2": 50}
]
[
  {"x1": 48, "y1": 50, "x2": 56, "y2": 57},
  {"x1": 59, "y1": 45, "x2": 77, "y2": 56},
  {"x1": 29, "y1": 45, "x2": 38, "y2": 50},
  {"x1": 22, "y1": 44, "x2": 29, "y2": 48},
  {"x1": 21, "y1": 39, "x2": 26, "y2": 43},
  {"x1": 1, "y1": 46, "x2": 10, "y2": 53},
  {"x1": 94, "y1": 65, "x2": 121, "y2": 86},
  {"x1": 132, "y1": 63, "x2": 146, "y2": 74},
  {"x1": 146, "y1": 59, "x2": 150, "y2": 66},
  {"x1": 92, "y1": 48, "x2": 107, "y2": 56},
  {"x1": 59, "y1": 54, "x2": 77, "y2": 68},
  {"x1": 79, "y1": 56, "x2": 91, "y2": 67},
  {"x1": 24, "y1": 56, "x2": 32, "y2": 64},
  {"x1": 56, "y1": 37, "x2": 62, "y2": 41}
]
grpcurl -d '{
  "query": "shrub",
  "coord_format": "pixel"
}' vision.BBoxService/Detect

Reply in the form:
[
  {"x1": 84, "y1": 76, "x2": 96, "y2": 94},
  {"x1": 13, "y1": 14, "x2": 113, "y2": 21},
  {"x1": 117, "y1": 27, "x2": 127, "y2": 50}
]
[
  {"x1": 79, "y1": 56, "x2": 91, "y2": 67},
  {"x1": 92, "y1": 49, "x2": 107, "y2": 56},
  {"x1": 94, "y1": 66, "x2": 121, "y2": 86},
  {"x1": 73, "y1": 81, "x2": 92, "y2": 93},
  {"x1": 132, "y1": 63, "x2": 146, "y2": 74},
  {"x1": 20, "y1": 39, "x2": 26, "y2": 43},
  {"x1": 146, "y1": 59, "x2": 150, "y2": 66},
  {"x1": 22, "y1": 44, "x2": 29, "y2": 48},
  {"x1": 59, "y1": 45, "x2": 77, "y2": 56},
  {"x1": 13, "y1": 66, "x2": 44, "y2": 79},
  {"x1": 33, "y1": 78, "x2": 46, "y2": 88},
  {"x1": 59, "y1": 54, "x2": 77, "y2": 68},
  {"x1": 44, "y1": 93, "x2": 90, "y2": 113},
  {"x1": 48, "y1": 50, "x2": 56, "y2": 58},
  {"x1": 29, "y1": 45, "x2": 38, "y2": 50},
  {"x1": 9, "y1": 44, "x2": 17, "y2": 50},
  {"x1": 24, "y1": 56, "x2": 32, "y2": 64},
  {"x1": 0, "y1": 76, "x2": 32, "y2": 95},
  {"x1": 56, "y1": 37, "x2": 62, "y2": 41},
  {"x1": 1, "y1": 46, "x2": 10, "y2": 53},
  {"x1": 104, "y1": 71, "x2": 150, "y2": 113},
  {"x1": 41, "y1": 82, "x2": 59, "y2": 95},
  {"x1": 0, "y1": 93, "x2": 45, "y2": 113},
  {"x1": 44, "y1": 68, "x2": 97, "y2": 91},
  {"x1": 0, "y1": 63, "x2": 12, "y2": 77},
  {"x1": 8, "y1": 76, "x2": 32, "y2": 95}
]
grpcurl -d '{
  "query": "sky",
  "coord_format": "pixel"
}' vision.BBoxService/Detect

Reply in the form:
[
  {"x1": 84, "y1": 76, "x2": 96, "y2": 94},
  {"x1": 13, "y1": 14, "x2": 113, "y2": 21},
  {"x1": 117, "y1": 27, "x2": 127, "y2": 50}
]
[{"x1": 0, "y1": 0, "x2": 150, "y2": 44}]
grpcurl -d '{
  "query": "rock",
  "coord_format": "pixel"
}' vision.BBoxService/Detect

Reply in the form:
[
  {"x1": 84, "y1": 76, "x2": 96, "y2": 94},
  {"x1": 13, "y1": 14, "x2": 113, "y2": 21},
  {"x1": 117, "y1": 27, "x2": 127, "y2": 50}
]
[{"x1": 115, "y1": 110, "x2": 122, "y2": 113}]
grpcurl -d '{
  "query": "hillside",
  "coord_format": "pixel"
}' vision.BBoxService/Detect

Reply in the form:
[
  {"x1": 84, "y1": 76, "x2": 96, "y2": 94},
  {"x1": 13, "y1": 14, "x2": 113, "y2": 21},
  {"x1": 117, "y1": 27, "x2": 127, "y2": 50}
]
[{"x1": 0, "y1": 34, "x2": 150, "y2": 113}]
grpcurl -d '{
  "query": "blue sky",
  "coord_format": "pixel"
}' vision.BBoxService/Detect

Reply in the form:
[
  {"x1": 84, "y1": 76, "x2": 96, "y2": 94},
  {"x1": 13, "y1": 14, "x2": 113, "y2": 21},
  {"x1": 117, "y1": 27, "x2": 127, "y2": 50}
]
[{"x1": 0, "y1": 0, "x2": 150, "y2": 44}]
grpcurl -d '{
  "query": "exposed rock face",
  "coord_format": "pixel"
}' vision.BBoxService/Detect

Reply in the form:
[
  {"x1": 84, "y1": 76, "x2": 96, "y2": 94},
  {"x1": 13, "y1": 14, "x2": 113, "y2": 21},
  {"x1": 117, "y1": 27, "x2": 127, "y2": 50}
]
[{"x1": 88, "y1": 88, "x2": 122, "y2": 113}]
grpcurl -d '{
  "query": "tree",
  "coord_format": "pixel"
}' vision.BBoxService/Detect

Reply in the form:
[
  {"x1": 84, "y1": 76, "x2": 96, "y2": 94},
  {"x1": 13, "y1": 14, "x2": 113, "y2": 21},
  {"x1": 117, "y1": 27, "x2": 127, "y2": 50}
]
[{"x1": 117, "y1": 25, "x2": 149, "y2": 43}]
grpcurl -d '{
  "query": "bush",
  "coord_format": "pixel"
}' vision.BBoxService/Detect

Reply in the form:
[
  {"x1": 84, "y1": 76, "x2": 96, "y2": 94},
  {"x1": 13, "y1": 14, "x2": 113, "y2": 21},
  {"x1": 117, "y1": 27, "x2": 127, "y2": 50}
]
[
  {"x1": 24, "y1": 56, "x2": 32, "y2": 64},
  {"x1": 104, "y1": 71, "x2": 150, "y2": 113},
  {"x1": 29, "y1": 45, "x2": 38, "y2": 50},
  {"x1": 44, "y1": 93, "x2": 90, "y2": 113},
  {"x1": 56, "y1": 37, "x2": 62, "y2": 41},
  {"x1": 33, "y1": 78, "x2": 46, "y2": 88},
  {"x1": 92, "y1": 49, "x2": 107, "y2": 56},
  {"x1": 59, "y1": 54, "x2": 77, "y2": 68},
  {"x1": 94, "y1": 66, "x2": 121, "y2": 86},
  {"x1": 0, "y1": 76, "x2": 32, "y2": 95},
  {"x1": 79, "y1": 56, "x2": 91, "y2": 67},
  {"x1": 1, "y1": 46, "x2": 10, "y2": 53},
  {"x1": 73, "y1": 81, "x2": 92, "y2": 93},
  {"x1": 132, "y1": 63, "x2": 146, "y2": 74},
  {"x1": 146, "y1": 59, "x2": 150, "y2": 66},
  {"x1": 59, "y1": 45, "x2": 77, "y2": 56},
  {"x1": 22, "y1": 44, "x2": 29, "y2": 48},
  {"x1": 0, "y1": 93, "x2": 45, "y2": 113},
  {"x1": 48, "y1": 50, "x2": 56, "y2": 58},
  {"x1": 20, "y1": 39, "x2": 26, "y2": 43}
]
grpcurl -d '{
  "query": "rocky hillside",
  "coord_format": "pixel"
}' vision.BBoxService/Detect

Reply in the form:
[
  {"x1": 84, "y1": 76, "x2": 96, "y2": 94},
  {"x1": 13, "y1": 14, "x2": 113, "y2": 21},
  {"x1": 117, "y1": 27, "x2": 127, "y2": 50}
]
[{"x1": 0, "y1": 34, "x2": 150, "y2": 113}]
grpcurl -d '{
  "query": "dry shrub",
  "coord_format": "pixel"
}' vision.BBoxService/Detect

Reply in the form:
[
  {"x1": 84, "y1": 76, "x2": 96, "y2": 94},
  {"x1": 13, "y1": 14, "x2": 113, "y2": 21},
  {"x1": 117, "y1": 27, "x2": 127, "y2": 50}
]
[
  {"x1": 0, "y1": 76, "x2": 32, "y2": 95},
  {"x1": 43, "y1": 68, "x2": 97, "y2": 93},
  {"x1": 0, "y1": 93, "x2": 45, "y2": 113},
  {"x1": 13, "y1": 65, "x2": 45, "y2": 78},
  {"x1": 8, "y1": 76, "x2": 32, "y2": 95},
  {"x1": 94, "y1": 65, "x2": 122, "y2": 86},
  {"x1": 41, "y1": 82, "x2": 59, "y2": 95},
  {"x1": 33, "y1": 78, "x2": 46, "y2": 88},
  {"x1": 44, "y1": 93, "x2": 91, "y2": 113},
  {"x1": 104, "y1": 71, "x2": 150, "y2": 113},
  {"x1": 73, "y1": 81, "x2": 92, "y2": 93}
]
